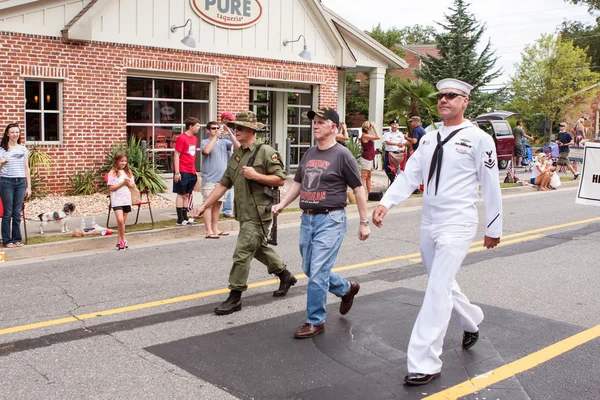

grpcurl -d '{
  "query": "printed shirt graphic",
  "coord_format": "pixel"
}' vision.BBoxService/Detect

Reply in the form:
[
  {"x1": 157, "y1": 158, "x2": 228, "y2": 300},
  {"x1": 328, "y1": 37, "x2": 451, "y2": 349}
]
[
  {"x1": 108, "y1": 170, "x2": 133, "y2": 207},
  {"x1": 294, "y1": 144, "x2": 362, "y2": 210},
  {"x1": 0, "y1": 145, "x2": 28, "y2": 178}
]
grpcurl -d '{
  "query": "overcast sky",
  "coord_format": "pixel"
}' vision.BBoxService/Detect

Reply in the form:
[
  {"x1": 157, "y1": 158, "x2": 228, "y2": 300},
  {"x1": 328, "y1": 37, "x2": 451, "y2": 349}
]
[{"x1": 322, "y1": 0, "x2": 599, "y2": 88}]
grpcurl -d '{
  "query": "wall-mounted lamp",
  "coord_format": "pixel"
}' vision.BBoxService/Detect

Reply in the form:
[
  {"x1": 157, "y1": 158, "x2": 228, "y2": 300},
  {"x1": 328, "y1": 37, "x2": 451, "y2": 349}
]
[
  {"x1": 46, "y1": 94, "x2": 51, "y2": 103},
  {"x1": 34, "y1": 95, "x2": 39, "y2": 103},
  {"x1": 170, "y1": 19, "x2": 196, "y2": 48},
  {"x1": 283, "y1": 35, "x2": 311, "y2": 61}
]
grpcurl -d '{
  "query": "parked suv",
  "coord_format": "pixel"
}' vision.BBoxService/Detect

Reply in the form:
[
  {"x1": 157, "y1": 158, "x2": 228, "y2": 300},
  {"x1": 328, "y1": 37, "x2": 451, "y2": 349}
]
[{"x1": 474, "y1": 111, "x2": 518, "y2": 169}]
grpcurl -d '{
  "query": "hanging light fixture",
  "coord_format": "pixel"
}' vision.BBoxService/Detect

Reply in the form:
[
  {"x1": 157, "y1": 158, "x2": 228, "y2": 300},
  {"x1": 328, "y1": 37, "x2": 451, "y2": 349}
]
[
  {"x1": 170, "y1": 19, "x2": 196, "y2": 48},
  {"x1": 283, "y1": 35, "x2": 311, "y2": 61}
]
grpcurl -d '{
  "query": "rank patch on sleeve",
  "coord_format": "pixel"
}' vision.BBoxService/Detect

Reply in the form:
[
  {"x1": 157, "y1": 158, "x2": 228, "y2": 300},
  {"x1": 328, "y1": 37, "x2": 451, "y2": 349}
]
[
  {"x1": 235, "y1": 155, "x2": 241, "y2": 163},
  {"x1": 484, "y1": 150, "x2": 496, "y2": 169},
  {"x1": 271, "y1": 153, "x2": 278, "y2": 162}
]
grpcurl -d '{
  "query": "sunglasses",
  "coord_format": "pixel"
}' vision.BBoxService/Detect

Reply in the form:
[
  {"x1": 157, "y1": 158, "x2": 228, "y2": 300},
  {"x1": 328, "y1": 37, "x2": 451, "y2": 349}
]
[
  {"x1": 233, "y1": 126, "x2": 245, "y2": 132},
  {"x1": 437, "y1": 92, "x2": 467, "y2": 101},
  {"x1": 209, "y1": 126, "x2": 219, "y2": 130}
]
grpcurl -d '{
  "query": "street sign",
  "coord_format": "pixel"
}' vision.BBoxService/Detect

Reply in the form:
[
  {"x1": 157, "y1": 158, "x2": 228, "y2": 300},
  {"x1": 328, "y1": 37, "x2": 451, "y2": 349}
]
[{"x1": 575, "y1": 142, "x2": 600, "y2": 206}]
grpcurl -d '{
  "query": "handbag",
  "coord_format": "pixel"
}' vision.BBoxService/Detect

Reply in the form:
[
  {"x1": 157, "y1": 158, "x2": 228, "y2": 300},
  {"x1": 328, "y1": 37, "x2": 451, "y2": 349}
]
[
  {"x1": 550, "y1": 172, "x2": 561, "y2": 189},
  {"x1": 130, "y1": 185, "x2": 141, "y2": 205}
]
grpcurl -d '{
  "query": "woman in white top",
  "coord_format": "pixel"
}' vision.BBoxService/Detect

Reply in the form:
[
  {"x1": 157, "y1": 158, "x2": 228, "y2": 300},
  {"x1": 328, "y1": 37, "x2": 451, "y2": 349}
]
[
  {"x1": 529, "y1": 152, "x2": 553, "y2": 191},
  {"x1": 0, "y1": 123, "x2": 31, "y2": 247}
]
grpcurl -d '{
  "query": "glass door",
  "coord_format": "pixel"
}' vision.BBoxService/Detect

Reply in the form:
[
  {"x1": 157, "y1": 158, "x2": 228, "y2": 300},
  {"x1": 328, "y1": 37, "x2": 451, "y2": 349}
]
[
  {"x1": 249, "y1": 89, "x2": 273, "y2": 145},
  {"x1": 287, "y1": 92, "x2": 312, "y2": 167}
]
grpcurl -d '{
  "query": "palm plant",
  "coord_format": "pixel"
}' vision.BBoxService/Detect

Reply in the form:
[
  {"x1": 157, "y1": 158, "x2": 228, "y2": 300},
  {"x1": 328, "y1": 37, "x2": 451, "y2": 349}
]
[
  {"x1": 387, "y1": 79, "x2": 439, "y2": 126},
  {"x1": 27, "y1": 144, "x2": 53, "y2": 199}
]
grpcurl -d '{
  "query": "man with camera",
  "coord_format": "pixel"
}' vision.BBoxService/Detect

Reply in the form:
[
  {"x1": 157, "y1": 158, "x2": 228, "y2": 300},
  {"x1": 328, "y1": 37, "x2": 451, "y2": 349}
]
[{"x1": 199, "y1": 121, "x2": 239, "y2": 238}]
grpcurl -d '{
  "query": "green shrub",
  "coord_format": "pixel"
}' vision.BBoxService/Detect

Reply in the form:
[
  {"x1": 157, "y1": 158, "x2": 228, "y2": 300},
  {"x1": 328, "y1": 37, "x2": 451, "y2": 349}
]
[
  {"x1": 68, "y1": 170, "x2": 97, "y2": 195},
  {"x1": 345, "y1": 138, "x2": 362, "y2": 170}
]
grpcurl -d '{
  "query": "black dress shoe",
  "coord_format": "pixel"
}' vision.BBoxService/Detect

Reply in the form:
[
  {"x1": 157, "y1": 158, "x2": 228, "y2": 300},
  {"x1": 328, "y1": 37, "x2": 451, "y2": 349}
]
[
  {"x1": 273, "y1": 270, "x2": 297, "y2": 297},
  {"x1": 462, "y1": 329, "x2": 479, "y2": 349},
  {"x1": 294, "y1": 323, "x2": 324, "y2": 339},
  {"x1": 339, "y1": 282, "x2": 360, "y2": 315},
  {"x1": 404, "y1": 372, "x2": 440, "y2": 386}
]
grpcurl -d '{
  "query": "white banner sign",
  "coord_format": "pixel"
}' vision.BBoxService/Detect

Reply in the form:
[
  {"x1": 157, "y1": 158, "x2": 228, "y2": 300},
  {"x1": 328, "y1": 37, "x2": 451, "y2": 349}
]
[
  {"x1": 190, "y1": 0, "x2": 263, "y2": 29},
  {"x1": 575, "y1": 142, "x2": 600, "y2": 206}
]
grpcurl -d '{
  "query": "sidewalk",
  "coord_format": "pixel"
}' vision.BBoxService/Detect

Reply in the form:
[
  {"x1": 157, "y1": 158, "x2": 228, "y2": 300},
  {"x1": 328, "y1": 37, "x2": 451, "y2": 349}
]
[{"x1": 9, "y1": 170, "x2": 579, "y2": 263}]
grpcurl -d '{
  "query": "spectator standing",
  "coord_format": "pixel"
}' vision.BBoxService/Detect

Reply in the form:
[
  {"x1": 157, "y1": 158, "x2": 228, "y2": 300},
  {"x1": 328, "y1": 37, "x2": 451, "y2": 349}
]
[
  {"x1": 555, "y1": 123, "x2": 580, "y2": 179},
  {"x1": 220, "y1": 112, "x2": 237, "y2": 218},
  {"x1": 512, "y1": 121, "x2": 534, "y2": 167},
  {"x1": 382, "y1": 119, "x2": 408, "y2": 183},
  {"x1": 372, "y1": 78, "x2": 502, "y2": 386},
  {"x1": 200, "y1": 121, "x2": 239, "y2": 238},
  {"x1": 107, "y1": 152, "x2": 136, "y2": 250},
  {"x1": 360, "y1": 121, "x2": 380, "y2": 194},
  {"x1": 272, "y1": 106, "x2": 370, "y2": 339},
  {"x1": 407, "y1": 116, "x2": 427, "y2": 152},
  {"x1": 0, "y1": 123, "x2": 31, "y2": 248},
  {"x1": 194, "y1": 111, "x2": 297, "y2": 315},
  {"x1": 173, "y1": 117, "x2": 200, "y2": 225},
  {"x1": 336, "y1": 121, "x2": 349, "y2": 146}
]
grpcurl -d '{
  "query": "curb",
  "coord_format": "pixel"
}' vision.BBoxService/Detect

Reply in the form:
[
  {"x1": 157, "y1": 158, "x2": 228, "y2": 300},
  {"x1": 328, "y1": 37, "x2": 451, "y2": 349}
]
[{"x1": 3, "y1": 180, "x2": 580, "y2": 262}]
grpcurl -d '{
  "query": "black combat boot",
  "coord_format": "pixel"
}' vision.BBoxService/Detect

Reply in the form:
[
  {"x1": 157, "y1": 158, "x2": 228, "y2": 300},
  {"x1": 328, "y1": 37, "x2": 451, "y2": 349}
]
[
  {"x1": 214, "y1": 290, "x2": 242, "y2": 315},
  {"x1": 273, "y1": 269, "x2": 297, "y2": 297}
]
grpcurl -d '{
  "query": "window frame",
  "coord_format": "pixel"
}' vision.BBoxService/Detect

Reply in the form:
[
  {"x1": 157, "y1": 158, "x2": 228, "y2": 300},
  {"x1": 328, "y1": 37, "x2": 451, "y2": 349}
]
[{"x1": 24, "y1": 79, "x2": 63, "y2": 143}]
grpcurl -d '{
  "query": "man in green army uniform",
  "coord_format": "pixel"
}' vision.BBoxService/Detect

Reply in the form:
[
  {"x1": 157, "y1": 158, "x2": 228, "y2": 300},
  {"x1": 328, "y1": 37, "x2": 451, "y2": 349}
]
[{"x1": 194, "y1": 111, "x2": 297, "y2": 315}]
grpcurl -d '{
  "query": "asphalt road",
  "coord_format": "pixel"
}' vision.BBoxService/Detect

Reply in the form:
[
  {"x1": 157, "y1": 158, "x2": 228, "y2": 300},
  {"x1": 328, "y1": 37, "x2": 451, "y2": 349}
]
[{"x1": 0, "y1": 187, "x2": 598, "y2": 399}]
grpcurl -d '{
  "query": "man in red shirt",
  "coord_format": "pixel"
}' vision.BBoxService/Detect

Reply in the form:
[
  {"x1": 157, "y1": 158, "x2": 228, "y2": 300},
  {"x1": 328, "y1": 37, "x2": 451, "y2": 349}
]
[{"x1": 173, "y1": 117, "x2": 200, "y2": 225}]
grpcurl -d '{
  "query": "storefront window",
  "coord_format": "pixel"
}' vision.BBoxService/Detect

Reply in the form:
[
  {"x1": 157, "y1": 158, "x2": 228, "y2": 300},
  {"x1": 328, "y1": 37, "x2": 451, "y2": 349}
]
[
  {"x1": 24, "y1": 80, "x2": 61, "y2": 142},
  {"x1": 126, "y1": 77, "x2": 211, "y2": 173},
  {"x1": 249, "y1": 90, "x2": 272, "y2": 144}
]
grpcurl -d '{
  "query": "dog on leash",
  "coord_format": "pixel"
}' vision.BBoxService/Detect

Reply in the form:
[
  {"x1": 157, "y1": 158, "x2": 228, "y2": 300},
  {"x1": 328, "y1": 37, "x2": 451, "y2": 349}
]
[{"x1": 38, "y1": 203, "x2": 76, "y2": 234}]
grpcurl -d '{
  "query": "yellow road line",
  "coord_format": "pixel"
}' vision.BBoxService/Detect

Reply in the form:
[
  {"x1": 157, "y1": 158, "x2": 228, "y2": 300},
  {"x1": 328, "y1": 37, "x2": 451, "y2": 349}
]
[
  {"x1": 0, "y1": 217, "x2": 598, "y2": 337},
  {"x1": 424, "y1": 324, "x2": 600, "y2": 400}
]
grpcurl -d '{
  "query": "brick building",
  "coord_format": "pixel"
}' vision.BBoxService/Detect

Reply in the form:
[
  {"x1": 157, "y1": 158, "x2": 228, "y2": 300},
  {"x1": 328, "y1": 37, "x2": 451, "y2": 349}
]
[{"x1": 0, "y1": 0, "x2": 405, "y2": 192}]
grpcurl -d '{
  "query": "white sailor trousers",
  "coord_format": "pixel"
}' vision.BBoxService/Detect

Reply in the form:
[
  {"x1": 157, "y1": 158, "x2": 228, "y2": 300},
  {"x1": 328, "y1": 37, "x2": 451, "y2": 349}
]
[{"x1": 407, "y1": 222, "x2": 484, "y2": 374}]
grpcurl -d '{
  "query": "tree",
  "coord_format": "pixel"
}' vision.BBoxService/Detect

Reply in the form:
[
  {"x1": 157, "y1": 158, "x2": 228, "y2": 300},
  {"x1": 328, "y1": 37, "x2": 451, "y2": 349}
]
[
  {"x1": 345, "y1": 73, "x2": 369, "y2": 123},
  {"x1": 558, "y1": 20, "x2": 600, "y2": 69},
  {"x1": 563, "y1": 0, "x2": 600, "y2": 13},
  {"x1": 417, "y1": 0, "x2": 503, "y2": 117},
  {"x1": 386, "y1": 79, "x2": 439, "y2": 126},
  {"x1": 398, "y1": 25, "x2": 437, "y2": 45},
  {"x1": 509, "y1": 34, "x2": 600, "y2": 138},
  {"x1": 369, "y1": 24, "x2": 405, "y2": 57}
]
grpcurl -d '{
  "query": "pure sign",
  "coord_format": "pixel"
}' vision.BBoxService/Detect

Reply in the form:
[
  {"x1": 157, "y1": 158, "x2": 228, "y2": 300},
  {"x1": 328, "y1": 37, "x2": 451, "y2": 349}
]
[{"x1": 190, "y1": 0, "x2": 263, "y2": 29}]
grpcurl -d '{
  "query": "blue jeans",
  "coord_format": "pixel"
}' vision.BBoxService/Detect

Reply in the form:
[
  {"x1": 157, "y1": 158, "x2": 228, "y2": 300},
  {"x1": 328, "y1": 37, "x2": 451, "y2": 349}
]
[
  {"x1": 0, "y1": 177, "x2": 27, "y2": 245},
  {"x1": 222, "y1": 188, "x2": 233, "y2": 215},
  {"x1": 299, "y1": 209, "x2": 351, "y2": 326}
]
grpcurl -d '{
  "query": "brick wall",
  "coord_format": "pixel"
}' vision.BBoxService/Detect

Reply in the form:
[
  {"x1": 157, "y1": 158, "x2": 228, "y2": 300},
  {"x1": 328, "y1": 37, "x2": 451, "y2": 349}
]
[{"x1": 0, "y1": 32, "x2": 338, "y2": 193}]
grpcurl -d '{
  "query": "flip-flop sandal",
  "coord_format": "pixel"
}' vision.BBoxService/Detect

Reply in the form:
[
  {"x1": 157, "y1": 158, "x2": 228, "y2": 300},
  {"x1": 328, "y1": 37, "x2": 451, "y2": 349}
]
[
  {"x1": 14, "y1": 242, "x2": 23, "y2": 247},
  {"x1": 4, "y1": 243, "x2": 16, "y2": 248},
  {"x1": 205, "y1": 234, "x2": 220, "y2": 239},
  {"x1": 217, "y1": 232, "x2": 230, "y2": 236}
]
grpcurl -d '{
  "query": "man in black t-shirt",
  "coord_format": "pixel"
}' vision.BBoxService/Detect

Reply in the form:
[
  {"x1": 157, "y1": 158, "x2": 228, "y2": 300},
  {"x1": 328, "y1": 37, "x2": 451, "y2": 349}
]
[
  {"x1": 555, "y1": 123, "x2": 580, "y2": 179},
  {"x1": 272, "y1": 106, "x2": 370, "y2": 339}
]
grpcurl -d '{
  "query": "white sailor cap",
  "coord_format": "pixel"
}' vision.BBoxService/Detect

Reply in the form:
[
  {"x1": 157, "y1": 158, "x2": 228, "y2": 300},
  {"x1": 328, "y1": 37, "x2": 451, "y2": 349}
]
[{"x1": 436, "y1": 78, "x2": 474, "y2": 96}]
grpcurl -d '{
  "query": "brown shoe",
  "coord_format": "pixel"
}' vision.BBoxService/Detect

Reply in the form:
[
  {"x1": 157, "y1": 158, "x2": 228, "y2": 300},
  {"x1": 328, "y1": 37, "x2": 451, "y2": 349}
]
[
  {"x1": 294, "y1": 323, "x2": 324, "y2": 339},
  {"x1": 339, "y1": 282, "x2": 360, "y2": 315}
]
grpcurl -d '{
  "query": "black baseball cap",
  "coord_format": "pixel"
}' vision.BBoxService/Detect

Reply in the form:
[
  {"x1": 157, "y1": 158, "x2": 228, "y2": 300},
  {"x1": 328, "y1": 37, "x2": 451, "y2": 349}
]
[
  {"x1": 391, "y1": 119, "x2": 399, "y2": 124},
  {"x1": 307, "y1": 106, "x2": 340, "y2": 126}
]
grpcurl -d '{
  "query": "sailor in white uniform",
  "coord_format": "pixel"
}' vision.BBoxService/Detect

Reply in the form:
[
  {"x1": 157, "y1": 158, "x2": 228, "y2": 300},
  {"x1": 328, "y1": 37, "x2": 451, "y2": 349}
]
[{"x1": 372, "y1": 78, "x2": 502, "y2": 386}]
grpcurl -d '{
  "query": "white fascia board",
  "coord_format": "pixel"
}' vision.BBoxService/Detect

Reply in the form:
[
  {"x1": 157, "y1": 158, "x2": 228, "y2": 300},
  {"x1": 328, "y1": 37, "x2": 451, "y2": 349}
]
[
  {"x1": 0, "y1": 0, "x2": 39, "y2": 11},
  {"x1": 306, "y1": 0, "x2": 356, "y2": 68},
  {"x1": 321, "y1": 4, "x2": 407, "y2": 70},
  {"x1": 61, "y1": 0, "x2": 108, "y2": 41}
]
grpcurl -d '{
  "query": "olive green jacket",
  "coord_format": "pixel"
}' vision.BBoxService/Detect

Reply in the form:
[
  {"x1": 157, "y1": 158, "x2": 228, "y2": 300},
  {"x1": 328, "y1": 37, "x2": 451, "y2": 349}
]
[{"x1": 220, "y1": 141, "x2": 286, "y2": 222}]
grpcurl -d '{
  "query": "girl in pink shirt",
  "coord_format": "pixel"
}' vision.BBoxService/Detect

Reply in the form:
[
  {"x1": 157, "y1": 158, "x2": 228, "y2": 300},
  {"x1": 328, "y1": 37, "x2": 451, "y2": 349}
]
[{"x1": 108, "y1": 152, "x2": 136, "y2": 250}]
